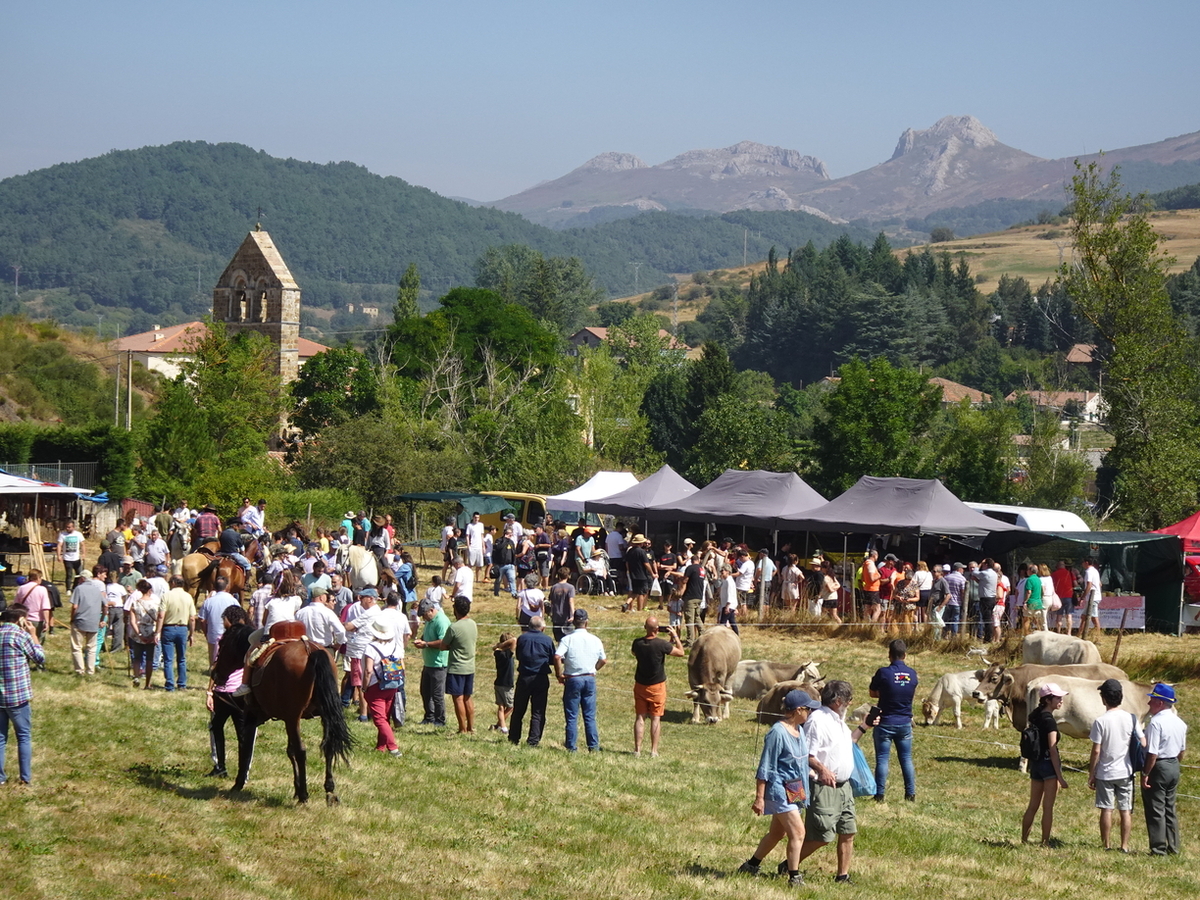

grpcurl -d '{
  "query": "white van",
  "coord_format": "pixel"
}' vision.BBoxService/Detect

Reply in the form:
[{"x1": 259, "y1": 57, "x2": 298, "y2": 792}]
[{"x1": 965, "y1": 502, "x2": 1089, "y2": 532}]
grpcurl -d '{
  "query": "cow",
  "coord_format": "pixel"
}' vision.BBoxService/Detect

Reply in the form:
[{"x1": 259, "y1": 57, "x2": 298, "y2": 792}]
[
  {"x1": 1025, "y1": 675, "x2": 1152, "y2": 740},
  {"x1": 971, "y1": 662, "x2": 1127, "y2": 732},
  {"x1": 727, "y1": 659, "x2": 823, "y2": 701},
  {"x1": 1021, "y1": 631, "x2": 1102, "y2": 666},
  {"x1": 920, "y1": 669, "x2": 986, "y2": 728},
  {"x1": 685, "y1": 627, "x2": 742, "y2": 723},
  {"x1": 756, "y1": 678, "x2": 825, "y2": 725}
]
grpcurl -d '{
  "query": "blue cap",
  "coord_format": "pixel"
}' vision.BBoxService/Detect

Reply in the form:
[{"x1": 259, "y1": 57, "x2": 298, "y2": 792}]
[
  {"x1": 357, "y1": 587, "x2": 379, "y2": 597},
  {"x1": 783, "y1": 689, "x2": 821, "y2": 711},
  {"x1": 1148, "y1": 683, "x2": 1177, "y2": 703}
]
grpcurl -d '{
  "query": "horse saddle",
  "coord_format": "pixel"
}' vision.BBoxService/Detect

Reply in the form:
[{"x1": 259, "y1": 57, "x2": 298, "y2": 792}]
[{"x1": 248, "y1": 623, "x2": 311, "y2": 689}]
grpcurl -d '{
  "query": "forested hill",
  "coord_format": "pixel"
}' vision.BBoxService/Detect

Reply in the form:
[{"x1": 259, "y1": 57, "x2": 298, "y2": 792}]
[{"x1": 0, "y1": 141, "x2": 876, "y2": 335}]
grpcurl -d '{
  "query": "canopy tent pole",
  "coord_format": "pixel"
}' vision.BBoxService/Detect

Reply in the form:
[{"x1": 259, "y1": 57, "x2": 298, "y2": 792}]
[{"x1": 843, "y1": 533, "x2": 849, "y2": 622}]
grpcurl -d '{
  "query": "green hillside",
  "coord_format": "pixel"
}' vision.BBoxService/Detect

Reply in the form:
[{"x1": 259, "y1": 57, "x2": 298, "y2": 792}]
[{"x1": 0, "y1": 142, "x2": 876, "y2": 337}]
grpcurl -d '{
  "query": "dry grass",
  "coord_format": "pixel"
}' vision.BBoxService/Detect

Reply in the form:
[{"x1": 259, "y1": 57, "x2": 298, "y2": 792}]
[{"x1": 1, "y1": 591, "x2": 1197, "y2": 900}]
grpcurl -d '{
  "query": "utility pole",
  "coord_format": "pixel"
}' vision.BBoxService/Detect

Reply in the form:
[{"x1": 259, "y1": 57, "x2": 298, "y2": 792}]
[
  {"x1": 743, "y1": 228, "x2": 748, "y2": 268},
  {"x1": 10, "y1": 265, "x2": 20, "y2": 297},
  {"x1": 630, "y1": 262, "x2": 642, "y2": 296},
  {"x1": 126, "y1": 349, "x2": 133, "y2": 431},
  {"x1": 97, "y1": 314, "x2": 104, "y2": 339}
]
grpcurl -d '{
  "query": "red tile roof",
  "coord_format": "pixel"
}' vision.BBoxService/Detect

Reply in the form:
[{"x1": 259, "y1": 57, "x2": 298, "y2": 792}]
[
  {"x1": 115, "y1": 322, "x2": 328, "y2": 358},
  {"x1": 928, "y1": 377, "x2": 991, "y2": 404}
]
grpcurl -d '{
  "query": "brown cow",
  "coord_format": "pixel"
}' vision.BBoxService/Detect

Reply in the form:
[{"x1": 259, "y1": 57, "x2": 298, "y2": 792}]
[{"x1": 685, "y1": 627, "x2": 741, "y2": 723}]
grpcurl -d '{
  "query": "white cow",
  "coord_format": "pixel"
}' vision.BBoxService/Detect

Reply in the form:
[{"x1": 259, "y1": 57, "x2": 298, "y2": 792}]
[
  {"x1": 921, "y1": 669, "x2": 986, "y2": 728},
  {"x1": 1025, "y1": 675, "x2": 1151, "y2": 740},
  {"x1": 1022, "y1": 632, "x2": 1102, "y2": 666},
  {"x1": 982, "y1": 699, "x2": 1002, "y2": 730}
]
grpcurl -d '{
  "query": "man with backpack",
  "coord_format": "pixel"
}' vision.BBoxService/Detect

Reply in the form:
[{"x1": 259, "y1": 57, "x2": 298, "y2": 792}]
[{"x1": 1087, "y1": 678, "x2": 1144, "y2": 853}]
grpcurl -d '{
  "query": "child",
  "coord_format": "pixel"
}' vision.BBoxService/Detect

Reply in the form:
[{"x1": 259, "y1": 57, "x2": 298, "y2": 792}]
[
  {"x1": 666, "y1": 582, "x2": 684, "y2": 631},
  {"x1": 491, "y1": 633, "x2": 516, "y2": 734},
  {"x1": 424, "y1": 575, "x2": 447, "y2": 609}
]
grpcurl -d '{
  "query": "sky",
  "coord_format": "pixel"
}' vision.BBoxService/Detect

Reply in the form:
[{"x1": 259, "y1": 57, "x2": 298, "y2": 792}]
[{"x1": 3, "y1": 1, "x2": 1198, "y2": 202}]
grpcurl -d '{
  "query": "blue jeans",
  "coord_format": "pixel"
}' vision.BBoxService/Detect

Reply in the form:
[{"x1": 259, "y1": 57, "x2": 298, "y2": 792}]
[
  {"x1": 0, "y1": 701, "x2": 33, "y2": 784},
  {"x1": 493, "y1": 564, "x2": 517, "y2": 598},
  {"x1": 873, "y1": 721, "x2": 916, "y2": 799},
  {"x1": 160, "y1": 625, "x2": 189, "y2": 691},
  {"x1": 562, "y1": 675, "x2": 599, "y2": 751},
  {"x1": 229, "y1": 552, "x2": 251, "y2": 574},
  {"x1": 942, "y1": 603, "x2": 960, "y2": 636}
]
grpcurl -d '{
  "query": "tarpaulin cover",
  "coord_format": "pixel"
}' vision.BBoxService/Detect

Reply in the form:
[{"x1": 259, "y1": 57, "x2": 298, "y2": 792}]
[
  {"x1": 546, "y1": 471, "x2": 639, "y2": 513},
  {"x1": 644, "y1": 469, "x2": 826, "y2": 529},
  {"x1": 585, "y1": 465, "x2": 699, "y2": 518}
]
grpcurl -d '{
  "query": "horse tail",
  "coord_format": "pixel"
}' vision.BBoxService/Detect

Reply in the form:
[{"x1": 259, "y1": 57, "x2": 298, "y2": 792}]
[{"x1": 308, "y1": 648, "x2": 354, "y2": 766}]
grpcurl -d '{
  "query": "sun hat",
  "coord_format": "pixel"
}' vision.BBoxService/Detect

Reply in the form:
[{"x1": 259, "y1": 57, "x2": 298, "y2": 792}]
[
  {"x1": 369, "y1": 618, "x2": 395, "y2": 641},
  {"x1": 631, "y1": 534, "x2": 648, "y2": 544},
  {"x1": 809, "y1": 557, "x2": 822, "y2": 567},
  {"x1": 1148, "y1": 683, "x2": 1177, "y2": 703},
  {"x1": 591, "y1": 548, "x2": 603, "y2": 557},
  {"x1": 121, "y1": 556, "x2": 135, "y2": 565},
  {"x1": 783, "y1": 689, "x2": 821, "y2": 711},
  {"x1": 345, "y1": 511, "x2": 355, "y2": 519},
  {"x1": 1038, "y1": 682, "x2": 1068, "y2": 698}
]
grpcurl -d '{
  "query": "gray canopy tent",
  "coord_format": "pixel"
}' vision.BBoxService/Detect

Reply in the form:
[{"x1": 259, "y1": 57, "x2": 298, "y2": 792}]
[
  {"x1": 584, "y1": 465, "x2": 699, "y2": 519},
  {"x1": 645, "y1": 469, "x2": 827, "y2": 529}
]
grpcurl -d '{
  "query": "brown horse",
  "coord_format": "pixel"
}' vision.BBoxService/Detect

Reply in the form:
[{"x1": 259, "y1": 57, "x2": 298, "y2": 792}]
[
  {"x1": 182, "y1": 538, "x2": 260, "y2": 600},
  {"x1": 231, "y1": 639, "x2": 354, "y2": 804}
]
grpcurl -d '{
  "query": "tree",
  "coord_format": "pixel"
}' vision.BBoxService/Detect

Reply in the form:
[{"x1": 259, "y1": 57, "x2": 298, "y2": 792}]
[
  {"x1": 809, "y1": 357, "x2": 942, "y2": 495},
  {"x1": 394, "y1": 262, "x2": 421, "y2": 322},
  {"x1": 289, "y1": 346, "x2": 380, "y2": 440},
  {"x1": 934, "y1": 401, "x2": 1019, "y2": 504},
  {"x1": 930, "y1": 227, "x2": 955, "y2": 243},
  {"x1": 1061, "y1": 161, "x2": 1200, "y2": 528},
  {"x1": 474, "y1": 244, "x2": 603, "y2": 335}
]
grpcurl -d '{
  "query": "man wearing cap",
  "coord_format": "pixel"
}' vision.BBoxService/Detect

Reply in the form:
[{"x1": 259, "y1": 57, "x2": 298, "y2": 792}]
[
  {"x1": 336, "y1": 587, "x2": 381, "y2": 718},
  {"x1": 416, "y1": 597, "x2": 451, "y2": 726},
  {"x1": 678, "y1": 555, "x2": 707, "y2": 646},
  {"x1": 509, "y1": 615, "x2": 555, "y2": 747},
  {"x1": 943, "y1": 563, "x2": 967, "y2": 636},
  {"x1": 414, "y1": 595, "x2": 477, "y2": 734},
  {"x1": 296, "y1": 586, "x2": 347, "y2": 649},
  {"x1": 631, "y1": 616, "x2": 684, "y2": 757},
  {"x1": 492, "y1": 526, "x2": 518, "y2": 599},
  {"x1": 868, "y1": 639, "x2": 918, "y2": 802},
  {"x1": 69, "y1": 569, "x2": 105, "y2": 676},
  {"x1": 623, "y1": 535, "x2": 654, "y2": 613},
  {"x1": 554, "y1": 609, "x2": 607, "y2": 752},
  {"x1": 1088, "y1": 678, "x2": 1142, "y2": 852},
  {"x1": 1142, "y1": 683, "x2": 1187, "y2": 855}
]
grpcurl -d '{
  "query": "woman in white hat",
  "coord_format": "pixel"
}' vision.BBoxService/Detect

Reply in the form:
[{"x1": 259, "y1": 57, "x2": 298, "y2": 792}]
[{"x1": 362, "y1": 617, "x2": 404, "y2": 757}]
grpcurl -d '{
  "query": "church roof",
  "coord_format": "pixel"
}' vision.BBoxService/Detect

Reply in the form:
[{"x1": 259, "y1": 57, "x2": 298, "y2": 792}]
[{"x1": 216, "y1": 229, "x2": 299, "y2": 290}]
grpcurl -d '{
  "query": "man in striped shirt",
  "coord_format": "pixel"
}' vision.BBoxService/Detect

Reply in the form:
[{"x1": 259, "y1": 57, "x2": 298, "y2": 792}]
[{"x1": 1, "y1": 606, "x2": 46, "y2": 784}]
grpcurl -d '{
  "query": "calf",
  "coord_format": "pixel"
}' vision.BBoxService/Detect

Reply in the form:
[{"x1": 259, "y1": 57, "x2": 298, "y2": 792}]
[
  {"x1": 756, "y1": 678, "x2": 825, "y2": 725},
  {"x1": 982, "y1": 699, "x2": 1002, "y2": 730},
  {"x1": 921, "y1": 669, "x2": 986, "y2": 728},
  {"x1": 685, "y1": 627, "x2": 742, "y2": 723}
]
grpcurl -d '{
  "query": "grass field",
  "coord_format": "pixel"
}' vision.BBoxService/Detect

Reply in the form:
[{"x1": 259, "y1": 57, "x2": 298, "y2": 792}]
[{"x1": 3, "y1": 590, "x2": 1198, "y2": 900}]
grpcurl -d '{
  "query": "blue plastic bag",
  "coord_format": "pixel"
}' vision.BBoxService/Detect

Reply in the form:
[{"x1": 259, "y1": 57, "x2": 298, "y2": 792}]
[{"x1": 850, "y1": 742, "x2": 877, "y2": 797}]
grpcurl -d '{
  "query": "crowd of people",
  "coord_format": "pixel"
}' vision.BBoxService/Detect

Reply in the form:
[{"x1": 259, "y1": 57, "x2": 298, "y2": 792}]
[{"x1": 0, "y1": 505, "x2": 1188, "y2": 880}]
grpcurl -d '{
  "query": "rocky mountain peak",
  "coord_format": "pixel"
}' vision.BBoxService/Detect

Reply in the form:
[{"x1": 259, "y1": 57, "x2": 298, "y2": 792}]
[
  {"x1": 660, "y1": 141, "x2": 830, "y2": 180},
  {"x1": 890, "y1": 115, "x2": 998, "y2": 161},
  {"x1": 576, "y1": 152, "x2": 648, "y2": 173}
]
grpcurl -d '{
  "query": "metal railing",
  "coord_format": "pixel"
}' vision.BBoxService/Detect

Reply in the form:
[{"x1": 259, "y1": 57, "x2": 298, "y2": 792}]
[{"x1": 0, "y1": 461, "x2": 98, "y2": 489}]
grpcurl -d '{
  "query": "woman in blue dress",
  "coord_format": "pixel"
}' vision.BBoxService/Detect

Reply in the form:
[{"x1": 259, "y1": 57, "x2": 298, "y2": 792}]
[{"x1": 739, "y1": 688, "x2": 821, "y2": 885}]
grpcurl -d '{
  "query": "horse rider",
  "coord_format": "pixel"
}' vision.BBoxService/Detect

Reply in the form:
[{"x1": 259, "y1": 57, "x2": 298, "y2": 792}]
[
  {"x1": 192, "y1": 504, "x2": 222, "y2": 552},
  {"x1": 219, "y1": 518, "x2": 254, "y2": 581}
]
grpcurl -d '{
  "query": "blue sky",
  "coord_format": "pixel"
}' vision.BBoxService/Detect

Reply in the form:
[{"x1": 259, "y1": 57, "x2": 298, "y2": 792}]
[{"x1": 3, "y1": 1, "x2": 1197, "y2": 201}]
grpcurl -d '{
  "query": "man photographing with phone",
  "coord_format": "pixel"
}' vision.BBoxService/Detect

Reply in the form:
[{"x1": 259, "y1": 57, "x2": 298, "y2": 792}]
[{"x1": 631, "y1": 615, "x2": 684, "y2": 757}]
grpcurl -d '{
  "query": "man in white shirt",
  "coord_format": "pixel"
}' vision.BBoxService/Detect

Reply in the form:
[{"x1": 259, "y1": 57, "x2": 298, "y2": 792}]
[
  {"x1": 451, "y1": 555, "x2": 473, "y2": 601},
  {"x1": 554, "y1": 608, "x2": 607, "y2": 752},
  {"x1": 147, "y1": 564, "x2": 171, "y2": 599},
  {"x1": 342, "y1": 588, "x2": 381, "y2": 719},
  {"x1": 296, "y1": 587, "x2": 347, "y2": 649},
  {"x1": 1088, "y1": 678, "x2": 1141, "y2": 852},
  {"x1": 734, "y1": 548, "x2": 756, "y2": 610},
  {"x1": 1141, "y1": 682, "x2": 1188, "y2": 856},
  {"x1": 1081, "y1": 557, "x2": 1103, "y2": 636},
  {"x1": 465, "y1": 513, "x2": 486, "y2": 583},
  {"x1": 196, "y1": 576, "x2": 239, "y2": 666},
  {"x1": 797, "y1": 681, "x2": 864, "y2": 883}
]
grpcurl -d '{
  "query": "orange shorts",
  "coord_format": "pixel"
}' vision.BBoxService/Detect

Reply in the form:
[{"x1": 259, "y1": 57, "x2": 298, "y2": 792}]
[{"x1": 634, "y1": 681, "x2": 667, "y2": 717}]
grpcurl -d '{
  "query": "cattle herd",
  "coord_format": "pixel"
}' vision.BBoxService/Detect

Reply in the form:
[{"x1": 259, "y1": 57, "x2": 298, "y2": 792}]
[{"x1": 683, "y1": 627, "x2": 1157, "y2": 768}]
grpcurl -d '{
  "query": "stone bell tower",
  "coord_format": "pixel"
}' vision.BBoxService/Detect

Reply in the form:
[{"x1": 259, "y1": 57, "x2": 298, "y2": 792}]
[{"x1": 211, "y1": 228, "x2": 302, "y2": 383}]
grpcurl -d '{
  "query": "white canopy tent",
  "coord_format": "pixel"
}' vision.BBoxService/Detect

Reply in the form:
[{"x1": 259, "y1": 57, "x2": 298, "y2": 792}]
[
  {"x1": 0, "y1": 470, "x2": 94, "y2": 577},
  {"x1": 0, "y1": 471, "x2": 94, "y2": 496},
  {"x1": 546, "y1": 471, "x2": 639, "y2": 513}
]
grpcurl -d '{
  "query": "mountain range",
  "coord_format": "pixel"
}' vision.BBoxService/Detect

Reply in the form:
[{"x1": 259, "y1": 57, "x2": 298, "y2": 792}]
[{"x1": 491, "y1": 115, "x2": 1200, "y2": 227}]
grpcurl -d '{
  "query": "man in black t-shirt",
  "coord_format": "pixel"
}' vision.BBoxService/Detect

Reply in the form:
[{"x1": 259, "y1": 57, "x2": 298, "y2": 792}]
[
  {"x1": 623, "y1": 534, "x2": 655, "y2": 614},
  {"x1": 631, "y1": 616, "x2": 684, "y2": 756}
]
